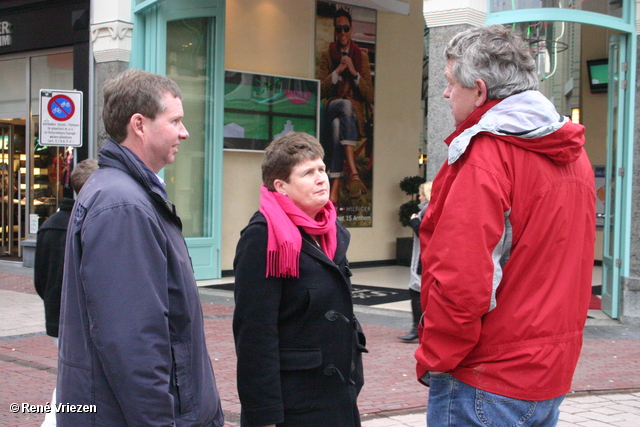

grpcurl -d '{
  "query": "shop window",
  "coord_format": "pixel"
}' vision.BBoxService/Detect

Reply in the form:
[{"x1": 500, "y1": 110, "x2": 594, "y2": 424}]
[{"x1": 0, "y1": 50, "x2": 73, "y2": 258}]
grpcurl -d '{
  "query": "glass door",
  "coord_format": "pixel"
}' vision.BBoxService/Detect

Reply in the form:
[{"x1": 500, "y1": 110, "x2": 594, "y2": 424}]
[
  {"x1": 1, "y1": 123, "x2": 16, "y2": 257},
  {"x1": 0, "y1": 121, "x2": 26, "y2": 258},
  {"x1": 601, "y1": 34, "x2": 626, "y2": 318},
  {"x1": 133, "y1": 0, "x2": 225, "y2": 279},
  {"x1": 163, "y1": 16, "x2": 219, "y2": 279}
]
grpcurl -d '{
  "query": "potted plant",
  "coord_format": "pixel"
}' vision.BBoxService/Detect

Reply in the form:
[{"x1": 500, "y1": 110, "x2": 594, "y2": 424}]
[{"x1": 396, "y1": 175, "x2": 426, "y2": 266}]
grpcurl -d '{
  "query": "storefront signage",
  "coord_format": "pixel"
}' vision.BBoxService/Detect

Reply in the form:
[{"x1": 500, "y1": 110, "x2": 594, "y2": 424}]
[
  {"x1": 0, "y1": 21, "x2": 12, "y2": 46},
  {"x1": 39, "y1": 89, "x2": 83, "y2": 147},
  {"x1": 0, "y1": 1, "x2": 89, "y2": 55}
]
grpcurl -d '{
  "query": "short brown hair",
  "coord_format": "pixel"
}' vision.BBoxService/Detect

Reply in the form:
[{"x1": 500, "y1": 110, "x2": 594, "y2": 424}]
[
  {"x1": 262, "y1": 132, "x2": 325, "y2": 191},
  {"x1": 102, "y1": 68, "x2": 182, "y2": 143},
  {"x1": 70, "y1": 158, "x2": 98, "y2": 193}
]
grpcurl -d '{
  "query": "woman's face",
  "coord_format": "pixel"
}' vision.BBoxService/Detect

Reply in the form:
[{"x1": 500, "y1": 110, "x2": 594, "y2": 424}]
[{"x1": 275, "y1": 157, "x2": 330, "y2": 218}]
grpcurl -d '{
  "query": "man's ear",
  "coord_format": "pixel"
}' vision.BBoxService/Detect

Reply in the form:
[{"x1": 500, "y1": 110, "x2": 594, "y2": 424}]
[
  {"x1": 475, "y1": 78, "x2": 488, "y2": 107},
  {"x1": 129, "y1": 113, "x2": 145, "y2": 139}
]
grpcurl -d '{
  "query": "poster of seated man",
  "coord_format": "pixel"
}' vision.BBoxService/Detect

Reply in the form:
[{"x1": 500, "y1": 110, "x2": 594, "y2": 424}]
[{"x1": 316, "y1": 1, "x2": 375, "y2": 227}]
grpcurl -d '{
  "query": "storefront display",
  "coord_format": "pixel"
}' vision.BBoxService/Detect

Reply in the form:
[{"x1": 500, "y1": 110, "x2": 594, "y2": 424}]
[{"x1": 0, "y1": 0, "x2": 89, "y2": 259}]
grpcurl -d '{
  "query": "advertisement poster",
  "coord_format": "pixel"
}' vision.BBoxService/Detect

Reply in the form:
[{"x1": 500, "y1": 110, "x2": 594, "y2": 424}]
[
  {"x1": 316, "y1": 1, "x2": 376, "y2": 227},
  {"x1": 223, "y1": 71, "x2": 320, "y2": 151}
]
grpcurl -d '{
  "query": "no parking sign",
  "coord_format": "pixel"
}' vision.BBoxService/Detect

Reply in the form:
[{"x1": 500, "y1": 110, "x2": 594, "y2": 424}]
[{"x1": 39, "y1": 89, "x2": 83, "y2": 147}]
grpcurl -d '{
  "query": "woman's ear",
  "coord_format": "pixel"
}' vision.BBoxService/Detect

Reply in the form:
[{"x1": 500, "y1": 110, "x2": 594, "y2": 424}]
[{"x1": 273, "y1": 179, "x2": 286, "y2": 195}]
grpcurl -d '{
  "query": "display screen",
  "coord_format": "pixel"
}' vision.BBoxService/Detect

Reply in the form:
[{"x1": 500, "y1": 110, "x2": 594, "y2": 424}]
[
  {"x1": 587, "y1": 59, "x2": 608, "y2": 94},
  {"x1": 223, "y1": 71, "x2": 320, "y2": 151}
]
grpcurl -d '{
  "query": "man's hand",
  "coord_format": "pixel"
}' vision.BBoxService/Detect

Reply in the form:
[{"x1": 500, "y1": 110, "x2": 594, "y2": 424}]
[{"x1": 340, "y1": 55, "x2": 358, "y2": 77}]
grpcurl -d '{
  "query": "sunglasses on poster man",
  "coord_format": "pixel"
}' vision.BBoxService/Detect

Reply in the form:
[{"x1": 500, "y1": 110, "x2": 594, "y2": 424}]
[{"x1": 335, "y1": 25, "x2": 350, "y2": 33}]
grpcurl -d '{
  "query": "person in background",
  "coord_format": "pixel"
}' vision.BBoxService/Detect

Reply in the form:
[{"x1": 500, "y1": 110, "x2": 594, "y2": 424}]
[
  {"x1": 317, "y1": 7, "x2": 374, "y2": 203},
  {"x1": 34, "y1": 157, "x2": 98, "y2": 427},
  {"x1": 233, "y1": 132, "x2": 367, "y2": 427},
  {"x1": 57, "y1": 68, "x2": 224, "y2": 426},
  {"x1": 416, "y1": 25, "x2": 595, "y2": 426},
  {"x1": 398, "y1": 181, "x2": 431, "y2": 343}
]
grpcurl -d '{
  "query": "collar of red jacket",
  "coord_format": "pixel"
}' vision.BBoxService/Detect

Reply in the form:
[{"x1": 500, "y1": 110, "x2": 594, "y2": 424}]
[{"x1": 444, "y1": 99, "x2": 502, "y2": 146}]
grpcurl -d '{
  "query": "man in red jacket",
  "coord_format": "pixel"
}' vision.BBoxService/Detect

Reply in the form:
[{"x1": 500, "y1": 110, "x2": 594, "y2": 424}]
[{"x1": 416, "y1": 25, "x2": 595, "y2": 426}]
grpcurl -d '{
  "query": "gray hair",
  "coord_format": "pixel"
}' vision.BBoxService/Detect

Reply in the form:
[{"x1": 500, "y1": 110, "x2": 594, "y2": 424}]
[
  {"x1": 444, "y1": 25, "x2": 539, "y2": 100},
  {"x1": 102, "y1": 68, "x2": 182, "y2": 143}
]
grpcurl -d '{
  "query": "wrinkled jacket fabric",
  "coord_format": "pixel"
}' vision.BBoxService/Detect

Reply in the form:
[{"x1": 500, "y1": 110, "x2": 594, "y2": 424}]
[
  {"x1": 57, "y1": 139, "x2": 223, "y2": 426},
  {"x1": 233, "y1": 212, "x2": 366, "y2": 427},
  {"x1": 416, "y1": 91, "x2": 596, "y2": 401}
]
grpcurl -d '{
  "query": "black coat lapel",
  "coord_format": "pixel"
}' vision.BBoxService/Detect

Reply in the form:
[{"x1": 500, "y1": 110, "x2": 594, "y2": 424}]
[{"x1": 299, "y1": 221, "x2": 350, "y2": 268}]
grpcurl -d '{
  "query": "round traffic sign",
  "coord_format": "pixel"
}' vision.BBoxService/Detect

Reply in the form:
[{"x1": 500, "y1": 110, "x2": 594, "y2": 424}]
[{"x1": 47, "y1": 94, "x2": 75, "y2": 122}]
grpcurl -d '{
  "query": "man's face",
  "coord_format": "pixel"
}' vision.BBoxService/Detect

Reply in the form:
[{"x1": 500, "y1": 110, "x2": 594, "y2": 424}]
[
  {"x1": 335, "y1": 16, "x2": 352, "y2": 49},
  {"x1": 444, "y1": 60, "x2": 482, "y2": 127},
  {"x1": 143, "y1": 92, "x2": 189, "y2": 173}
]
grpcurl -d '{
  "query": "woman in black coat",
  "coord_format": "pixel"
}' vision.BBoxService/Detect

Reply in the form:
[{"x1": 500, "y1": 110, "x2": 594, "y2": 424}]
[{"x1": 233, "y1": 132, "x2": 367, "y2": 427}]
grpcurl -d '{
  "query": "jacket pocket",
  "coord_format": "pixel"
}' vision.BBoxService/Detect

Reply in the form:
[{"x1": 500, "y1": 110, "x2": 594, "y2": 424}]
[
  {"x1": 56, "y1": 357, "x2": 95, "y2": 425},
  {"x1": 171, "y1": 341, "x2": 197, "y2": 420},
  {"x1": 279, "y1": 348, "x2": 322, "y2": 371},
  {"x1": 279, "y1": 348, "x2": 322, "y2": 413}
]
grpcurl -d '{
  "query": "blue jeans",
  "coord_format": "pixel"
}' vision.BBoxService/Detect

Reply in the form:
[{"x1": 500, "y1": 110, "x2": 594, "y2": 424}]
[
  {"x1": 427, "y1": 373, "x2": 564, "y2": 427},
  {"x1": 325, "y1": 98, "x2": 358, "y2": 177}
]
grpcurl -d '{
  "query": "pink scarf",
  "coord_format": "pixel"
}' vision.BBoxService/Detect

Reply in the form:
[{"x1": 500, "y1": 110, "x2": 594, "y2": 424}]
[{"x1": 259, "y1": 185, "x2": 337, "y2": 278}]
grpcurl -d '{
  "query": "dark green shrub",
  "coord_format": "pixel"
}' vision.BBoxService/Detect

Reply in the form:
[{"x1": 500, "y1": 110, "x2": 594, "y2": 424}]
[{"x1": 398, "y1": 175, "x2": 425, "y2": 227}]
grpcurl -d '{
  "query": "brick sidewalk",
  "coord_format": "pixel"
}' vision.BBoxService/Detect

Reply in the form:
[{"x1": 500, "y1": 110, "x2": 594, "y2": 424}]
[{"x1": 2, "y1": 269, "x2": 640, "y2": 426}]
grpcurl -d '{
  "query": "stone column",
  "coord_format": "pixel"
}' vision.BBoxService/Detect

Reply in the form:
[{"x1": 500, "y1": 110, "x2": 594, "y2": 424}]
[
  {"x1": 422, "y1": 4, "x2": 485, "y2": 181},
  {"x1": 91, "y1": 20, "x2": 132, "y2": 149},
  {"x1": 91, "y1": 0, "x2": 133, "y2": 151},
  {"x1": 425, "y1": 24, "x2": 471, "y2": 181}
]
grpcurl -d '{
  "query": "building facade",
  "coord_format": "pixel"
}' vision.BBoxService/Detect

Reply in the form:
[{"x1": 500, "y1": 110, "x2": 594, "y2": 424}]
[
  {"x1": 1, "y1": 0, "x2": 425, "y2": 278},
  {"x1": 3, "y1": 0, "x2": 639, "y2": 325}
]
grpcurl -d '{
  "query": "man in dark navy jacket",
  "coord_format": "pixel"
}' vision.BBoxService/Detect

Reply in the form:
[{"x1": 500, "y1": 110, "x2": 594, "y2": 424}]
[{"x1": 57, "y1": 69, "x2": 224, "y2": 426}]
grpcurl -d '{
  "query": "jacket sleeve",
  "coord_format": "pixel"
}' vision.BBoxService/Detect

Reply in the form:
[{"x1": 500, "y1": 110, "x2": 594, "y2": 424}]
[
  {"x1": 355, "y1": 53, "x2": 374, "y2": 105},
  {"x1": 79, "y1": 203, "x2": 175, "y2": 425},
  {"x1": 418, "y1": 161, "x2": 511, "y2": 373},
  {"x1": 409, "y1": 216, "x2": 421, "y2": 236},
  {"x1": 33, "y1": 230, "x2": 49, "y2": 300},
  {"x1": 233, "y1": 219, "x2": 285, "y2": 426},
  {"x1": 319, "y1": 50, "x2": 337, "y2": 100}
]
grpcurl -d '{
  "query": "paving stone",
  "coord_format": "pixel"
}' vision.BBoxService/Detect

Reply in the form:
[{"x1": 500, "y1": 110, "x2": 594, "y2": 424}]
[
  {"x1": 559, "y1": 411, "x2": 595, "y2": 423},
  {"x1": 577, "y1": 410, "x2": 628, "y2": 423},
  {"x1": 2, "y1": 267, "x2": 640, "y2": 427},
  {"x1": 590, "y1": 405, "x2": 626, "y2": 415},
  {"x1": 608, "y1": 403, "x2": 640, "y2": 414}
]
